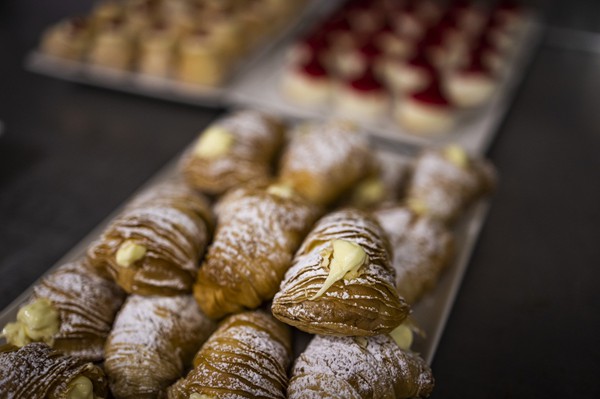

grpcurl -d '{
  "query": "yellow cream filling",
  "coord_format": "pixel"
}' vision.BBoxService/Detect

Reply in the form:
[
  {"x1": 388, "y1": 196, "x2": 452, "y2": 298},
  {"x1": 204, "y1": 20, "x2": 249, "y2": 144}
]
[
  {"x1": 407, "y1": 197, "x2": 428, "y2": 217},
  {"x1": 267, "y1": 183, "x2": 296, "y2": 199},
  {"x1": 311, "y1": 240, "x2": 368, "y2": 300},
  {"x1": 389, "y1": 323, "x2": 414, "y2": 351},
  {"x1": 66, "y1": 376, "x2": 94, "y2": 399},
  {"x1": 2, "y1": 298, "x2": 60, "y2": 347},
  {"x1": 443, "y1": 144, "x2": 469, "y2": 169},
  {"x1": 115, "y1": 240, "x2": 147, "y2": 267},
  {"x1": 193, "y1": 126, "x2": 234, "y2": 159},
  {"x1": 352, "y1": 177, "x2": 385, "y2": 206}
]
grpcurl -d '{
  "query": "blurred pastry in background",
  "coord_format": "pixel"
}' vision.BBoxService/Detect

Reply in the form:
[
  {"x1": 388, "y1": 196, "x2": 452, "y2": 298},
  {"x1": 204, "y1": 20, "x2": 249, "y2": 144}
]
[
  {"x1": 393, "y1": 77, "x2": 456, "y2": 135},
  {"x1": 41, "y1": 16, "x2": 92, "y2": 61},
  {"x1": 180, "y1": 110, "x2": 284, "y2": 195},
  {"x1": 88, "y1": 17, "x2": 134, "y2": 70}
]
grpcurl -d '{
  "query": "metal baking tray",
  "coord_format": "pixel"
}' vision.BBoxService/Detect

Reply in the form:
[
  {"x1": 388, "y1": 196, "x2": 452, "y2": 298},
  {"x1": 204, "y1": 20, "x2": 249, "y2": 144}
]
[
  {"x1": 24, "y1": 0, "x2": 334, "y2": 107},
  {"x1": 229, "y1": 16, "x2": 543, "y2": 154},
  {"x1": 0, "y1": 134, "x2": 491, "y2": 365}
]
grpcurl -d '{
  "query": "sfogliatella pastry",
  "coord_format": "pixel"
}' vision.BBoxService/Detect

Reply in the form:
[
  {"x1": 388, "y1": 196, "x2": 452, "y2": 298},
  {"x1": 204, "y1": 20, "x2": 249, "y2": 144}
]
[
  {"x1": 181, "y1": 110, "x2": 284, "y2": 195},
  {"x1": 1, "y1": 260, "x2": 125, "y2": 362},
  {"x1": 0, "y1": 342, "x2": 108, "y2": 399},
  {"x1": 347, "y1": 153, "x2": 408, "y2": 209},
  {"x1": 87, "y1": 17, "x2": 134, "y2": 70},
  {"x1": 373, "y1": 205, "x2": 454, "y2": 304},
  {"x1": 288, "y1": 334, "x2": 434, "y2": 399},
  {"x1": 137, "y1": 22, "x2": 178, "y2": 77},
  {"x1": 167, "y1": 311, "x2": 291, "y2": 399},
  {"x1": 278, "y1": 121, "x2": 373, "y2": 206},
  {"x1": 87, "y1": 180, "x2": 213, "y2": 296},
  {"x1": 272, "y1": 208, "x2": 409, "y2": 336},
  {"x1": 405, "y1": 145, "x2": 496, "y2": 223},
  {"x1": 104, "y1": 295, "x2": 216, "y2": 399},
  {"x1": 40, "y1": 16, "x2": 92, "y2": 61},
  {"x1": 194, "y1": 184, "x2": 321, "y2": 319}
]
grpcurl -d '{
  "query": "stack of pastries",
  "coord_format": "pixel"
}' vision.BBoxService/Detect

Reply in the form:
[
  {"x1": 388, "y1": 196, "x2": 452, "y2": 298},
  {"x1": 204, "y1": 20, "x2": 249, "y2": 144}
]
[
  {"x1": 39, "y1": 0, "x2": 308, "y2": 86},
  {"x1": 1, "y1": 109, "x2": 496, "y2": 398},
  {"x1": 282, "y1": 0, "x2": 528, "y2": 134}
]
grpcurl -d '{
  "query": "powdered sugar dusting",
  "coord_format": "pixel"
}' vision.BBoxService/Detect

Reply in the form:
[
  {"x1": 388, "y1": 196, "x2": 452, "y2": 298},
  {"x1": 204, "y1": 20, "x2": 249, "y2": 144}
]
[
  {"x1": 167, "y1": 311, "x2": 290, "y2": 399},
  {"x1": 288, "y1": 334, "x2": 433, "y2": 398},
  {"x1": 374, "y1": 206, "x2": 454, "y2": 304},
  {"x1": 406, "y1": 149, "x2": 495, "y2": 223},
  {"x1": 272, "y1": 209, "x2": 408, "y2": 336},
  {"x1": 105, "y1": 295, "x2": 216, "y2": 398}
]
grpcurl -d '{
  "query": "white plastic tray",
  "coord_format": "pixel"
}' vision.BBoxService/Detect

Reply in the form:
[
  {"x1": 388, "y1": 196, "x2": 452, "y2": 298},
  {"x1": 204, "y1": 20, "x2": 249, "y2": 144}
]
[
  {"x1": 0, "y1": 136, "x2": 491, "y2": 365},
  {"x1": 229, "y1": 16, "x2": 543, "y2": 154},
  {"x1": 24, "y1": 0, "x2": 332, "y2": 107}
]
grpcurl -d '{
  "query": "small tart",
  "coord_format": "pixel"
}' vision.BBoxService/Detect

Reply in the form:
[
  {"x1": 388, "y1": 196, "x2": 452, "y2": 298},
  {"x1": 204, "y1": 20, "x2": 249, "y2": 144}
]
[
  {"x1": 444, "y1": 52, "x2": 497, "y2": 107},
  {"x1": 384, "y1": 51, "x2": 435, "y2": 94},
  {"x1": 282, "y1": 57, "x2": 332, "y2": 105},
  {"x1": 335, "y1": 68, "x2": 390, "y2": 119},
  {"x1": 394, "y1": 78, "x2": 455, "y2": 135}
]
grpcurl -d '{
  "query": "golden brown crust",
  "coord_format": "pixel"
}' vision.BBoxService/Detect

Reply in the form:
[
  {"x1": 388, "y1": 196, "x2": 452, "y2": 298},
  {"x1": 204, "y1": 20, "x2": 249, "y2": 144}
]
[
  {"x1": 104, "y1": 295, "x2": 216, "y2": 399},
  {"x1": 272, "y1": 208, "x2": 409, "y2": 336},
  {"x1": 278, "y1": 121, "x2": 373, "y2": 206},
  {"x1": 0, "y1": 342, "x2": 107, "y2": 399},
  {"x1": 22, "y1": 260, "x2": 125, "y2": 361},
  {"x1": 167, "y1": 311, "x2": 291, "y2": 399},
  {"x1": 288, "y1": 335, "x2": 434, "y2": 399},
  {"x1": 180, "y1": 110, "x2": 285, "y2": 195},
  {"x1": 373, "y1": 205, "x2": 454, "y2": 304},
  {"x1": 406, "y1": 148, "x2": 496, "y2": 224},
  {"x1": 87, "y1": 180, "x2": 213, "y2": 296},
  {"x1": 194, "y1": 185, "x2": 321, "y2": 318}
]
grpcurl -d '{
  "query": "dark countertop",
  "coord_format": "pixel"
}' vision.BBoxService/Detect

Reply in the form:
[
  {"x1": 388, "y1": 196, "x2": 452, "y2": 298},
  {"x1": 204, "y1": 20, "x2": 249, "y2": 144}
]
[{"x1": 1, "y1": 1, "x2": 599, "y2": 397}]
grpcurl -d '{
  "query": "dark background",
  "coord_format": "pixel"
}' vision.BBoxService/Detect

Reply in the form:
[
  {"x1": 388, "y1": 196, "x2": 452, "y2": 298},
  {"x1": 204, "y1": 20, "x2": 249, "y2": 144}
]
[{"x1": 1, "y1": 1, "x2": 600, "y2": 397}]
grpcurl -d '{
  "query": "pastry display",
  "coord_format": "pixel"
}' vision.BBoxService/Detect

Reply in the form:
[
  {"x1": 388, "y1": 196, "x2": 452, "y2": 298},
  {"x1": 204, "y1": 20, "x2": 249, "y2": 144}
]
[
  {"x1": 167, "y1": 311, "x2": 291, "y2": 399},
  {"x1": 104, "y1": 295, "x2": 216, "y2": 399},
  {"x1": 194, "y1": 184, "x2": 321, "y2": 319},
  {"x1": 374, "y1": 205, "x2": 454, "y2": 304},
  {"x1": 272, "y1": 208, "x2": 409, "y2": 336},
  {"x1": 288, "y1": 334, "x2": 434, "y2": 399},
  {"x1": 393, "y1": 76, "x2": 456, "y2": 135},
  {"x1": 1, "y1": 260, "x2": 125, "y2": 362},
  {"x1": 87, "y1": 180, "x2": 213, "y2": 296},
  {"x1": 335, "y1": 67, "x2": 390, "y2": 120},
  {"x1": 405, "y1": 145, "x2": 496, "y2": 224},
  {"x1": 0, "y1": 108, "x2": 502, "y2": 399},
  {"x1": 38, "y1": 0, "x2": 309, "y2": 85},
  {"x1": 278, "y1": 120, "x2": 373, "y2": 206},
  {"x1": 281, "y1": 0, "x2": 528, "y2": 136},
  {"x1": 180, "y1": 110, "x2": 284, "y2": 195},
  {"x1": 40, "y1": 16, "x2": 92, "y2": 61},
  {"x1": 282, "y1": 56, "x2": 334, "y2": 106},
  {"x1": 0, "y1": 342, "x2": 108, "y2": 399}
]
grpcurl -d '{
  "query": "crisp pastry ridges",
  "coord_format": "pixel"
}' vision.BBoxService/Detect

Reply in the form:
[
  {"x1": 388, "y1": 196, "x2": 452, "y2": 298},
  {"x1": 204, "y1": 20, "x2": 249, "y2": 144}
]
[
  {"x1": 374, "y1": 205, "x2": 454, "y2": 304},
  {"x1": 288, "y1": 334, "x2": 434, "y2": 399},
  {"x1": 167, "y1": 310, "x2": 291, "y2": 399},
  {"x1": 104, "y1": 295, "x2": 216, "y2": 399},
  {"x1": 87, "y1": 180, "x2": 212, "y2": 296},
  {"x1": 180, "y1": 110, "x2": 284, "y2": 195},
  {"x1": 272, "y1": 208, "x2": 409, "y2": 336},
  {"x1": 194, "y1": 185, "x2": 321, "y2": 319},
  {"x1": 0, "y1": 342, "x2": 108, "y2": 399}
]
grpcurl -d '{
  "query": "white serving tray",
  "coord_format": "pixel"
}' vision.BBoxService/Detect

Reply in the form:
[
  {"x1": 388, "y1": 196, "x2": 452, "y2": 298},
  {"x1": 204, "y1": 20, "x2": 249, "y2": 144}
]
[
  {"x1": 229, "y1": 16, "x2": 543, "y2": 155},
  {"x1": 24, "y1": 0, "x2": 334, "y2": 107},
  {"x1": 0, "y1": 134, "x2": 491, "y2": 365}
]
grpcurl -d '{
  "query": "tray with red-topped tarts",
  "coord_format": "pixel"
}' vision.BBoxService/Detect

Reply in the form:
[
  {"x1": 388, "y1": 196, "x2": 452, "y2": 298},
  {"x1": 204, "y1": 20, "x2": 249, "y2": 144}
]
[{"x1": 229, "y1": 0, "x2": 543, "y2": 154}]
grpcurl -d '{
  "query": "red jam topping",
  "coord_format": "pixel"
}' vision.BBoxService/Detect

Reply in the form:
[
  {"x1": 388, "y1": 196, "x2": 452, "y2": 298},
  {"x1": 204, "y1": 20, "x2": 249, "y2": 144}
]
[
  {"x1": 459, "y1": 52, "x2": 491, "y2": 75},
  {"x1": 347, "y1": 68, "x2": 384, "y2": 92},
  {"x1": 410, "y1": 79, "x2": 450, "y2": 107},
  {"x1": 405, "y1": 50, "x2": 437, "y2": 74},
  {"x1": 298, "y1": 57, "x2": 329, "y2": 78},
  {"x1": 357, "y1": 41, "x2": 383, "y2": 59}
]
